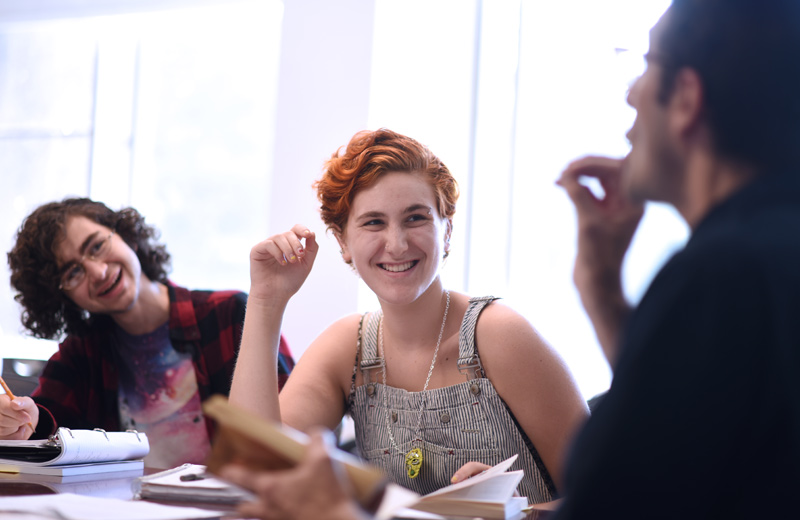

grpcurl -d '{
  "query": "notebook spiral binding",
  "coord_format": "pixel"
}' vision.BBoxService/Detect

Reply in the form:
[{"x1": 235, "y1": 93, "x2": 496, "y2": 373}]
[{"x1": 45, "y1": 427, "x2": 143, "y2": 446}]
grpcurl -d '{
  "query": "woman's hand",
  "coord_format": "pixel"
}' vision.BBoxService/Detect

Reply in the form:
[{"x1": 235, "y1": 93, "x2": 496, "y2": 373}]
[
  {"x1": 451, "y1": 461, "x2": 521, "y2": 496},
  {"x1": 0, "y1": 394, "x2": 38, "y2": 440},
  {"x1": 450, "y1": 461, "x2": 491, "y2": 484},
  {"x1": 249, "y1": 224, "x2": 319, "y2": 304}
]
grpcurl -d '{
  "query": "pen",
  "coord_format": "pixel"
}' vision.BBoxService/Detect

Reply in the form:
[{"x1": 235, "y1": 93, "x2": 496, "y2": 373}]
[{"x1": 0, "y1": 375, "x2": 35, "y2": 434}]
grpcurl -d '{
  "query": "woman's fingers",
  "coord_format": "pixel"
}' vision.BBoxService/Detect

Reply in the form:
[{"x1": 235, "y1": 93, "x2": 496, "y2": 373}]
[{"x1": 450, "y1": 461, "x2": 492, "y2": 484}]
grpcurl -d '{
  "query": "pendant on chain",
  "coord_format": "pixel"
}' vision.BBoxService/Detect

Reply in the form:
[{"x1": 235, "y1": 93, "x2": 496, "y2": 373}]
[
  {"x1": 405, "y1": 447, "x2": 423, "y2": 479},
  {"x1": 380, "y1": 291, "x2": 451, "y2": 482}
]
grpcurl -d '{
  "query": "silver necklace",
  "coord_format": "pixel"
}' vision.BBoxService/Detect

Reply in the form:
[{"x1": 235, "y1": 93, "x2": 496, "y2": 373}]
[{"x1": 379, "y1": 290, "x2": 450, "y2": 479}]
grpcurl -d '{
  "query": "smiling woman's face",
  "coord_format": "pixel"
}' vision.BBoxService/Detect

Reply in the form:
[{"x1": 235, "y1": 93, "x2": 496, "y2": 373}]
[
  {"x1": 338, "y1": 171, "x2": 451, "y2": 306},
  {"x1": 55, "y1": 215, "x2": 144, "y2": 316}
]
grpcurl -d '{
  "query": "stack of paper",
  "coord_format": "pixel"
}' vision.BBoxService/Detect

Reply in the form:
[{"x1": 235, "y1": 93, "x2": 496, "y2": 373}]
[
  {"x1": 134, "y1": 463, "x2": 254, "y2": 504},
  {"x1": 0, "y1": 493, "x2": 221, "y2": 520},
  {"x1": 0, "y1": 470, "x2": 143, "y2": 500}
]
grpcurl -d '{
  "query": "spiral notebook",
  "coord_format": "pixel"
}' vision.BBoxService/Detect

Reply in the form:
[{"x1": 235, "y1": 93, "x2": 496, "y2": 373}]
[{"x1": 0, "y1": 427, "x2": 149, "y2": 476}]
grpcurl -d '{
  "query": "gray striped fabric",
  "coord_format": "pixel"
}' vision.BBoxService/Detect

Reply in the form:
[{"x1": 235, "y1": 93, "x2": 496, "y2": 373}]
[{"x1": 347, "y1": 296, "x2": 555, "y2": 503}]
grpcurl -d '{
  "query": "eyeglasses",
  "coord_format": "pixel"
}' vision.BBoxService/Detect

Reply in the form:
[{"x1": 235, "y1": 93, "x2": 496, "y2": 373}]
[{"x1": 58, "y1": 231, "x2": 115, "y2": 291}]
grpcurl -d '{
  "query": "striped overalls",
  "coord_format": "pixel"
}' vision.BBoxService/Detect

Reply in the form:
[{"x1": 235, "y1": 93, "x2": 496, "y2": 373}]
[{"x1": 347, "y1": 296, "x2": 556, "y2": 503}]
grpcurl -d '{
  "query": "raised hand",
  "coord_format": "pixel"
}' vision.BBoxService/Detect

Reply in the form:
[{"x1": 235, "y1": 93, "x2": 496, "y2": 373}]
[
  {"x1": 248, "y1": 224, "x2": 319, "y2": 304},
  {"x1": 0, "y1": 394, "x2": 38, "y2": 440},
  {"x1": 557, "y1": 156, "x2": 644, "y2": 365}
]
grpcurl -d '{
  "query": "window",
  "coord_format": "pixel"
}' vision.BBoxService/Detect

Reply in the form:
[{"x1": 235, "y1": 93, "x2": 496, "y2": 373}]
[
  {"x1": 367, "y1": 0, "x2": 682, "y2": 398},
  {"x1": 0, "y1": 0, "x2": 282, "y2": 358},
  {"x1": 2, "y1": 0, "x2": 686, "y2": 401}
]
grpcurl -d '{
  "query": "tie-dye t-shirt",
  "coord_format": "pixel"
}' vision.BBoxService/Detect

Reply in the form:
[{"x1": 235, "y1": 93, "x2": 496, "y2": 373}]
[{"x1": 114, "y1": 322, "x2": 210, "y2": 469}]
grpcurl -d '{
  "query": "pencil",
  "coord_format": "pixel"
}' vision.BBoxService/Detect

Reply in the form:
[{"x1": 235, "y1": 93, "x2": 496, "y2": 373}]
[{"x1": 0, "y1": 375, "x2": 35, "y2": 434}]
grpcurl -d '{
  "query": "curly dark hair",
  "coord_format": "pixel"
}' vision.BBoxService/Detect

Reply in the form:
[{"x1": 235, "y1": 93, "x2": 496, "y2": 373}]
[{"x1": 7, "y1": 198, "x2": 171, "y2": 340}]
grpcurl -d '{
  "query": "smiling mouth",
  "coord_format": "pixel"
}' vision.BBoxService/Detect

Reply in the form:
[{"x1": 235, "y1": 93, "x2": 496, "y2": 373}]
[
  {"x1": 98, "y1": 270, "x2": 122, "y2": 296},
  {"x1": 379, "y1": 261, "x2": 418, "y2": 273}
]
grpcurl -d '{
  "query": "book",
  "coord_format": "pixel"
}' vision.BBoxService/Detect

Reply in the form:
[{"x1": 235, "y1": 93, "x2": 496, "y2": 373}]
[
  {"x1": 375, "y1": 455, "x2": 529, "y2": 520},
  {"x1": 202, "y1": 396, "x2": 530, "y2": 520},
  {"x1": 0, "y1": 469, "x2": 145, "y2": 498},
  {"x1": 0, "y1": 427, "x2": 148, "y2": 476},
  {"x1": 134, "y1": 463, "x2": 255, "y2": 505},
  {"x1": 202, "y1": 395, "x2": 388, "y2": 511},
  {"x1": 0, "y1": 458, "x2": 144, "y2": 477}
]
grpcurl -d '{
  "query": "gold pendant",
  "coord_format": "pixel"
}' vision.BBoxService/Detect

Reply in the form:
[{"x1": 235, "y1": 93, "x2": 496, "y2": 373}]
[{"x1": 405, "y1": 447, "x2": 423, "y2": 479}]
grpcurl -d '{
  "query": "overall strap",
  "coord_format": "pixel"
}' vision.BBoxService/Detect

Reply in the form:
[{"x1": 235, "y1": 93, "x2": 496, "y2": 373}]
[
  {"x1": 358, "y1": 310, "x2": 384, "y2": 394},
  {"x1": 457, "y1": 296, "x2": 500, "y2": 380}
]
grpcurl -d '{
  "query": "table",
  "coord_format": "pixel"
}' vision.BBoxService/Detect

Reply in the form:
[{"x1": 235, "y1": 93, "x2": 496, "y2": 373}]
[{"x1": 0, "y1": 468, "x2": 562, "y2": 519}]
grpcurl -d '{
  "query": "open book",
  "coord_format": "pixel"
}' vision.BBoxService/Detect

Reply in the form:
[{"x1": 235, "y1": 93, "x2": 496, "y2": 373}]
[
  {"x1": 0, "y1": 428, "x2": 148, "y2": 476},
  {"x1": 376, "y1": 455, "x2": 528, "y2": 520},
  {"x1": 202, "y1": 395, "x2": 387, "y2": 511}
]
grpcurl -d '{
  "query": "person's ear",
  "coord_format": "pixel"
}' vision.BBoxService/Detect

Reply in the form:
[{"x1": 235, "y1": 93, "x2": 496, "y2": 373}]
[
  {"x1": 333, "y1": 228, "x2": 352, "y2": 264},
  {"x1": 443, "y1": 219, "x2": 453, "y2": 257},
  {"x1": 669, "y1": 68, "x2": 704, "y2": 139}
]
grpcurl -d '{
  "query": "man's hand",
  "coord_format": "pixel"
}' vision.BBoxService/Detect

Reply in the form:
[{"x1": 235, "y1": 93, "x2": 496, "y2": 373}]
[
  {"x1": 220, "y1": 430, "x2": 372, "y2": 520},
  {"x1": 0, "y1": 394, "x2": 38, "y2": 440},
  {"x1": 557, "y1": 156, "x2": 644, "y2": 366}
]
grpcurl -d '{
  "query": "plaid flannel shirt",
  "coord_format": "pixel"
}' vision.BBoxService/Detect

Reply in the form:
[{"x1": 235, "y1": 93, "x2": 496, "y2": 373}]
[{"x1": 31, "y1": 283, "x2": 294, "y2": 439}]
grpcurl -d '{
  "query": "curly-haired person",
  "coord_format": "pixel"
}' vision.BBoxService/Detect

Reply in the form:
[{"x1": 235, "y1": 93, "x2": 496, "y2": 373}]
[{"x1": 1, "y1": 198, "x2": 295, "y2": 469}]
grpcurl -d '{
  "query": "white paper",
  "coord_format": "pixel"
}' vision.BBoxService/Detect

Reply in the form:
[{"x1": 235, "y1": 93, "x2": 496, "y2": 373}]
[
  {"x1": 0, "y1": 493, "x2": 221, "y2": 520},
  {"x1": 375, "y1": 455, "x2": 524, "y2": 520},
  {"x1": 423, "y1": 454, "x2": 518, "y2": 498},
  {"x1": 375, "y1": 483, "x2": 427, "y2": 520},
  {"x1": 138, "y1": 464, "x2": 230, "y2": 490},
  {"x1": 54, "y1": 429, "x2": 150, "y2": 465},
  {"x1": 133, "y1": 464, "x2": 255, "y2": 504}
]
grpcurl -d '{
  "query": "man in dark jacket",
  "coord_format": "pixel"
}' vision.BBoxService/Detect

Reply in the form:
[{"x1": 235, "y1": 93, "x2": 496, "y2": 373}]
[{"x1": 556, "y1": 0, "x2": 800, "y2": 517}]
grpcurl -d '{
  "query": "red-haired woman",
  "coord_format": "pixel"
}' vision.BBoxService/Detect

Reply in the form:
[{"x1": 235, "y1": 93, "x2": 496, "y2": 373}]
[{"x1": 229, "y1": 129, "x2": 588, "y2": 507}]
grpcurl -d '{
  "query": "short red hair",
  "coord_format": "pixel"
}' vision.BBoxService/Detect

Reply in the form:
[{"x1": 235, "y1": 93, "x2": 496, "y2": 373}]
[{"x1": 315, "y1": 128, "x2": 459, "y2": 235}]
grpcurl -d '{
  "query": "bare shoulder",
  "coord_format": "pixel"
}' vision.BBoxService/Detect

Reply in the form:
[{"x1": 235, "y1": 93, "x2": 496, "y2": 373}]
[
  {"x1": 474, "y1": 301, "x2": 546, "y2": 346},
  {"x1": 473, "y1": 301, "x2": 561, "y2": 367}
]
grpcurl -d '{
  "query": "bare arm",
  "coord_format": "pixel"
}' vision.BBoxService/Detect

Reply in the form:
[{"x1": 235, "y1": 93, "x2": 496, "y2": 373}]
[
  {"x1": 229, "y1": 225, "x2": 318, "y2": 421},
  {"x1": 278, "y1": 314, "x2": 364, "y2": 432},
  {"x1": 557, "y1": 156, "x2": 644, "y2": 366},
  {"x1": 477, "y1": 304, "x2": 589, "y2": 491}
]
